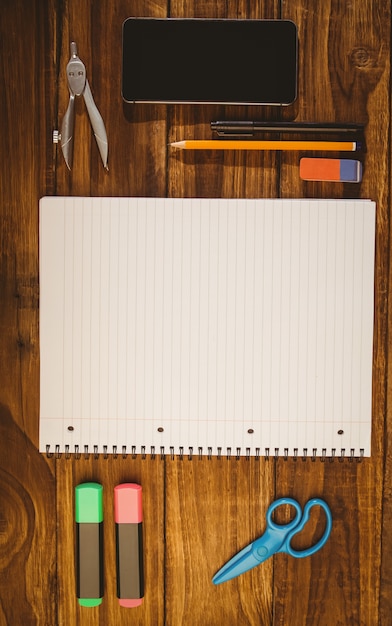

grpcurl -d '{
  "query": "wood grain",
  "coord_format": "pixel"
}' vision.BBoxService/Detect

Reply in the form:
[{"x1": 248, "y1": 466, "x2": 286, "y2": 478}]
[
  {"x1": 166, "y1": 458, "x2": 274, "y2": 625},
  {"x1": 275, "y1": 2, "x2": 390, "y2": 624},
  {"x1": 0, "y1": 1, "x2": 391, "y2": 625},
  {"x1": 0, "y1": 405, "x2": 56, "y2": 625},
  {"x1": 0, "y1": 1, "x2": 57, "y2": 624}
]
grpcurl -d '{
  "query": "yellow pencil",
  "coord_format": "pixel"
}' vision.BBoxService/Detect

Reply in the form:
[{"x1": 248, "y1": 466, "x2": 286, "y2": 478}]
[{"x1": 170, "y1": 139, "x2": 359, "y2": 152}]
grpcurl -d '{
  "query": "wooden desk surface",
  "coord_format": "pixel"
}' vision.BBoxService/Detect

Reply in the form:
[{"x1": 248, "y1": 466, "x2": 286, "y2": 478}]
[{"x1": 0, "y1": 1, "x2": 390, "y2": 624}]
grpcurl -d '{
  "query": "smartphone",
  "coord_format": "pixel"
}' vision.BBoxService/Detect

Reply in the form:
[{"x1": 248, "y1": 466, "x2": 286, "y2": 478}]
[{"x1": 122, "y1": 18, "x2": 298, "y2": 106}]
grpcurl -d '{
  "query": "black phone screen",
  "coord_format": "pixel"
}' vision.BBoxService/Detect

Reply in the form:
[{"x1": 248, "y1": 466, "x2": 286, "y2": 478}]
[{"x1": 122, "y1": 18, "x2": 298, "y2": 105}]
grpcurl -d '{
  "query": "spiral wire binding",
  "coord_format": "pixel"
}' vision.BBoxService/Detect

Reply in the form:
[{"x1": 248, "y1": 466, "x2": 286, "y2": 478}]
[{"x1": 45, "y1": 444, "x2": 364, "y2": 462}]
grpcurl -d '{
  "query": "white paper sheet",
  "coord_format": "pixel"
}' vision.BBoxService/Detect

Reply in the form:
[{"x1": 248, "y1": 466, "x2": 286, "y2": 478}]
[{"x1": 39, "y1": 197, "x2": 375, "y2": 457}]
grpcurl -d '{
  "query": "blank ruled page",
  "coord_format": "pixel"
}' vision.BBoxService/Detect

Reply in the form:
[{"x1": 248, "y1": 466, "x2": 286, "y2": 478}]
[{"x1": 39, "y1": 197, "x2": 375, "y2": 457}]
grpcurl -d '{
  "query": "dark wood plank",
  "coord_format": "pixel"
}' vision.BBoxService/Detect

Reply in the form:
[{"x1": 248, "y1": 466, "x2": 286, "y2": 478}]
[
  {"x1": 166, "y1": 457, "x2": 274, "y2": 625},
  {"x1": 0, "y1": 405, "x2": 56, "y2": 625},
  {"x1": 274, "y1": 460, "x2": 383, "y2": 625},
  {"x1": 0, "y1": 0, "x2": 55, "y2": 441},
  {"x1": 382, "y1": 359, "x2": 392, "y2": 620},
  {"x1": 275, "y1": 1, "x2": 390, "y2": 624},
  {"x1": 381, "y1": 78, "x2": 392, "y2": 619},
  {"x1": 0, "y1": 1, "x2": 57, "y2": 624}
]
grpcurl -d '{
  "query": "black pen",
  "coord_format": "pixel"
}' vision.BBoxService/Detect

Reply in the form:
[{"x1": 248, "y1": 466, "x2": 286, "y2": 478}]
[{"x1": 211, "y1": 120, "x2": 364, "y2": 136}]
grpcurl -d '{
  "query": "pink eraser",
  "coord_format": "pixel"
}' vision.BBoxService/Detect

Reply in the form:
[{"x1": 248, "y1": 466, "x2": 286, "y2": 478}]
[
  {"x1": 114, "y1": 483, "x2": 143, "y2": 523},
  {"x1": 300, "y1": 157, "x2": 362, "y2": 182}
]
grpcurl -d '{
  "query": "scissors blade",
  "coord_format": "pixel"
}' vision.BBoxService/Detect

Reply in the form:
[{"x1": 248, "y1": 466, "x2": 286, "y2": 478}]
[{"x1": 212, "y1": 543, "x2": 261, "y2": 585}]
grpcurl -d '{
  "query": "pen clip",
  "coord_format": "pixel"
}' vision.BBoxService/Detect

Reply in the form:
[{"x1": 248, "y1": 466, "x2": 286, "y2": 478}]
[{"x1": 215, "y1": 130, "x2": 254, "y2": 137}]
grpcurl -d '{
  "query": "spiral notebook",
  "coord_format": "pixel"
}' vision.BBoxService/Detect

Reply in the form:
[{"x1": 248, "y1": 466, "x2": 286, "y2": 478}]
[{"x1": 39, "y1": 196, "x2": 375, "y2": 459}]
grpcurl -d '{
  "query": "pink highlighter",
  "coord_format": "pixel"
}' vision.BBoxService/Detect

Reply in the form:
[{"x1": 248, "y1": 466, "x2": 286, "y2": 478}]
[{"x1": 114, "y1": 484, "x2": 144, "y2": 607}]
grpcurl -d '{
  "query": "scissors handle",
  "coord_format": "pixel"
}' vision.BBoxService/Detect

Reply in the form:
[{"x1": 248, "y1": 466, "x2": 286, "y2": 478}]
[
  {"x1": 212, "y1": 497, "x2": 332, "y2": 585},
  {"x1": 267, "y1": 498, "x2": 303, "y2": 530},
  {"x1": 282, "y1": 498, "x2": 332, "y2": 558}
]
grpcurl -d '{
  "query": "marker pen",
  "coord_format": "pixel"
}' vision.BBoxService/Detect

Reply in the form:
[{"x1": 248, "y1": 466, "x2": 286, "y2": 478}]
[
  {"x1": 75, "y1": 482, "x2": 104, "y2": 607},
  {"x1": 114, "y1": 483, "x2": 144, "y2": 607}
]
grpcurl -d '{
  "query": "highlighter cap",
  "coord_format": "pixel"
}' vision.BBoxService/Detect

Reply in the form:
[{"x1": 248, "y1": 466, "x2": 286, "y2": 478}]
[
  {"x1": 75, "y1": 483, "x2": 103, "y2": 523},
  {"x1": 114, "y1": 483, "x2": 143, "y2": 523}
]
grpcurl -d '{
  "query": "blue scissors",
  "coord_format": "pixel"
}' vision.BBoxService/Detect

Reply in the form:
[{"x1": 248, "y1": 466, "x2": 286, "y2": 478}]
[{"x1": 212, "y1": 497, "x2": 332, "y2": 585}]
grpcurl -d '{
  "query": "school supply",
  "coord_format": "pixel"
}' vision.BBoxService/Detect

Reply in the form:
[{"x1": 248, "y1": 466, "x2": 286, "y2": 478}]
[
  {"x1": 53, "y1": 42, "x2": 108, "y2": 170},
  {"x1": 300, "y1": 158, "x2": 362, "y2": 182},
  {"x1": 115, "y1": 484, "x2": 144, "y2": 607},
  {"x1": 212, "y1": 497, "x2": 332, "y2": 584},
  {"x1": 75, "y1": 483, "x2": 104, "y2": 606},
  {"x1": 170, "y1": 139, "x2": 360, "y2": 151},
  {"x1": 39, "y1": 196, "x2": 375, "y2": 460}
]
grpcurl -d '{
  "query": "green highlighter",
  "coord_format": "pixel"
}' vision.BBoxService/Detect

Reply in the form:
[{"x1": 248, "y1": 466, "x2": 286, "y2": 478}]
[{"x1": 75, "y1": 483, "x2": 104, "y2": 607}]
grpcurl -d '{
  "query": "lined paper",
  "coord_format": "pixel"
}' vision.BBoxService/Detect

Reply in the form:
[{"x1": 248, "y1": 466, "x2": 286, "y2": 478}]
[{"x1": 39, "y1": 197, "x2": 375, "y2": 457}]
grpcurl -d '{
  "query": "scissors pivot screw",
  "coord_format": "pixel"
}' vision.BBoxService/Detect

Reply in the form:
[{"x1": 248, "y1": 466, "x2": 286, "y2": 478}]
[{"x1": 257, "y1": 546, "x2": 268, "y2": 558}]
